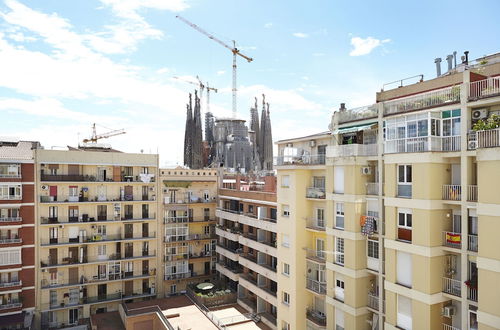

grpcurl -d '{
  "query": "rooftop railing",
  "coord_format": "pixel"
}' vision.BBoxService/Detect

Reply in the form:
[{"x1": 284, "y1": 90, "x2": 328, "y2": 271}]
[
  {"x1": 329, "y1": 143, "x2": 377, "y2": 157},
  {"x1": 384, "y1": 85, "x2": 460, "y2": 116},
  {"x1": 337, "y1": 104, "x2": 378, "y2": 124},
  {"x1": 469, "y1": 76, "x2": 500, "y2": 100},
  {"x1": 275, "y1": 154, "x2": 325, "y2": 166}
]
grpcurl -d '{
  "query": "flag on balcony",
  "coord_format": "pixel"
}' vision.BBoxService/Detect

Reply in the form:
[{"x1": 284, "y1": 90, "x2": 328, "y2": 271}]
[{"x1": 446, "y1": 232, "x2": 461, "y2": 244}]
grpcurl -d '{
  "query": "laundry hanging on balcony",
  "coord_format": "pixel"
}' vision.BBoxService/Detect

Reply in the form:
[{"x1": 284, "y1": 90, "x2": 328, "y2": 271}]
[{"x1": 360, "y1": 216, "x2": 377, "y2": 236}]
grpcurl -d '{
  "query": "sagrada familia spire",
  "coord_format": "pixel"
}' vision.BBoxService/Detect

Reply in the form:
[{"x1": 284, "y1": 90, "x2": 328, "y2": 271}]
[{"x1": 183, "y1": 92, "x2": 273, "y2": 172}]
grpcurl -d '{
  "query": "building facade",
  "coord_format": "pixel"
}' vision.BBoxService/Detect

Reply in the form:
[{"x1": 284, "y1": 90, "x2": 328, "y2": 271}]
[
  {"x1": 35, "y1": 148, "x2": 159, "y2": 328},
  {"x1": 275, "y1": 55, "x2": 500, "y2": 330},
  {"x1": 160, "y1": 168, "x2": 218, "y2": 296},
  {"x1": 215, "y1": 174, "x2": 278, "y2": 329},
  {"x1": 0, "y1": 140, "x2": 39, "y2": 329}
]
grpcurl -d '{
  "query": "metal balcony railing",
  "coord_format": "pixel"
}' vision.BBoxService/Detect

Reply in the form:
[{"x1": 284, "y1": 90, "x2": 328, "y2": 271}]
[
  {"x1": 306, "y1": 309, "x2": 326, "y2": 326},
  {"x1": 305, "y1": 218, "x2": 325, "y2": 231},
  {"x1": 468, "y1": 234, "x2": 478, "y2": 252},
  {"x1": 367, "y1": 293, "x2": 379, "y2": 310},
  {"x1": 469, "y1": 76, "x2": 500, "y2": 100},
  {"x1": 365, "y1": 182, "x2": 379, "y2": 195},
  {"x1": 0, "y1": 217, "x2": 22, "y2": 223},
  {"x1": 0, "y1": 301, "x2": 22, "y2": 310},
  {"x1": 467, "y1": 286, "x2": 478, "y2": 302},
  {"x1": 0, "y1": 280, "x2": 21, "y2": 288},
  {"x1": 443, "y1": 231, "x2": 462, "y2": 249},
  {"x1": 275, "y1": 154, "x2": 325, "y2": 166},
  {"x1": 442, "y1": 277, "x2": 461, "y2": 297},
  {"x1": 442, "y1": 184, "x2": 462, "y2": 201},
  {"x1": 0, "y1": 238, "x2": 21, "y2": 244},
  {"x1": 467, "y1": 185, "x2": 478, "y2": 202},
  {"x1": 305, "y1": 249, "x2": 326, "y2": 263},
  {"x1": 477, "y1": 128, "x2": 500, "y2": 149},
  {"x1": 306, "y1": 187, "x2": 326, "y2": 199},
  {"x1": 306, "y1": 278, "x2": 326, "y2": 294},
  {"x1": 442, "y1": 323, "x2": 460, "y2": 330},
  {"x1": 384, "y1": 85, "x2": 460, "y2": 115}
]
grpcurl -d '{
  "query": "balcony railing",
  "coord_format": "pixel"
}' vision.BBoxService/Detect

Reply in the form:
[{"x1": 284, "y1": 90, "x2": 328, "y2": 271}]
[
  {"x1": 40, "y1": 252, "x2": 156, "y2": 267},
  {"x1": 305, "y1": 249, "x2": 325, "y2": 263},
  {"x1": 0, "y1": 238, "x2": 21, "y2": 245},
  {"x1": 467, "y1": 286, "x2": 478, "y2": 302},
  {"x1": 338, "y1": 104, "x2": 378, "y2": 124},
  {"x1": 443, "y1": 231, "x2": 461, "y2": 249},
  {"x1": 443, "y1": 185, "x2": 461, "y2": 201},
  {"x1": 469, "y1": 76, "x2": 500, "y2": 100},
  {"x1": 385, "y1": 136, "x2": 461, "y2": 154},
  {"x1": 0, "y1": 217, "x2": 22, "y2": 223},
  {"x1": 367, "y1": 293, "x2": 379, "y2": 310},
  {"x1": 306, "y1": 278, "x2": 326, "y2": 294},
  {"x1": 384, "y1": 85, "x2": 460, "y2": 116},
  {"x1": 467, "y1": 185, "x2": 478, "y2": 202},
  {"x1": 0, "y1": 280, "x2": 21, "y2": 288},
  {"x1": 477, "y1": 128, "x2": 500, "y2": 148},
  {"x1": 164, "y1": 233, "x2": 215, "y2": 243},
  {"x1": 306, "y1": 309, "x2": 326, "y2": 327},
  {"x1": 442, "y1": 277, "x2": 461, "y2": 297},
  {"x1": 329, "y1": 143, "x2": 378, "y2": 158},
  {"x1": 40, "y1": 232, "x2": 155, "y2": 245},
  {"x1": 306, "y1": 187, "x2": 325, "y2": 199},
  {"x1": 275, "y1": 154, "x2": 325, "y2": 166},
  {"x1": 305, "y1": 218, "x2": 325, "y2": 231},
  {"x1": 0, "y1": 301, "x2": 22, "y2": 310},
  {"x1": 468, "y1": 234, "x2": 478, "y2": 252},
  {"x1": 442, "y1": 324, "x2": 460, "y2": 330},
  {"x1": 41, "y1": 174, "x2": 155, "y2": 183},
  {"x1": 366, "y1": 182, "x2": 379, "y2": 195}
]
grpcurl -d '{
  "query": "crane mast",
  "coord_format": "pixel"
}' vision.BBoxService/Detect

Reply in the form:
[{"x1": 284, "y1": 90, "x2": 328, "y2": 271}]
[{"x1": 176, "y1": 15, "x2": 253, "y2": 118}]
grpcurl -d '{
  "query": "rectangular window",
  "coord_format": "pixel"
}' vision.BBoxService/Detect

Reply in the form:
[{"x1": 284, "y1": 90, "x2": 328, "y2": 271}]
[
  {"x1": 282, "y1": 205, "x2": 290, "y2": 217},
  {"x1": 334, "y1": 166, "x2": 345, "y2": 194},
  {"x1": 98, "y1": 245, "x2": 106, "y2": 256},
  {"x1": 397, "y1": 295, "x2": 412, "y2": 330},
  {"x1": 397, "y1": 165, "x2": 412, "y2": 198},
  {"x1": 398, "y1": 209, "x2": 412, "y2": 229},
  {"x1": 282, "y1": 263, "x2": 290, "y2": 276},
  {"x1": 335, "y1": 274, "x2": 345, "y2": 302},
  {"x1": 282, "y1": 321, "x2": 290, "y2": 330},
  {"x1": 335, "y1": 203, "x2": 344, "y2": 229},
  {"x1": 0, "y1": 164, "x2": 20, "y2": 178},
  {"x1": 283, "y1": 291, "x2": 290, "y2": 305},
  {"x1": 281, "y1": 175, "x2": 290, "y2": 188},
  {"x1": 316, "y1": 208, "x2": 325, "y2": 228},
  {"x1": 367, "y1": 239, "x2": 379, "y2": 259},
  {"x1": 335, "y1": 309, "x2": 345, "y2": 330},
  {"x1": 0, "y1": 185, "x2": 22, "y2": 200},
  {"x1": 335, "y1": 237, "x2": 344, "y2": 265},
  {"x1": 397, "y1": 251, "x2": 412, "y2": 288},
  {"x1": 282, "y1": 234, "x2": 290, "y2": 248}
]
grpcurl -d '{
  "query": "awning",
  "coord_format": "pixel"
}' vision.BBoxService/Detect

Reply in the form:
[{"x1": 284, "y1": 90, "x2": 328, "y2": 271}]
[{"x1": 333, "y1": 123, "x2": 377, "y2": 135}]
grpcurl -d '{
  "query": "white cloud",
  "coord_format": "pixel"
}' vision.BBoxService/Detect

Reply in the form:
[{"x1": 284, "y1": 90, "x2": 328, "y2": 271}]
[
  {"x1": 292, "y1": 32, "x2": 308, "y2": 38},
  {"x1": 216, "y1": 70, "x2": 225, "y2": 76},
  {"x1": 264, "y1": 22, "x2": 272, "y2": 29},
  {"x1": 349, "y1": 36, "x2": 390, "y2": 56},
  {"x1": 156, "y1": 67, "x2": 170, "y2": 74}
]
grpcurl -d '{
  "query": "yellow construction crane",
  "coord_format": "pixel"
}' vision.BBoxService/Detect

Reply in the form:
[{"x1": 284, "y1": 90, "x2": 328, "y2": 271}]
[
  {"x1": 82, "y1": 123, "x2": 126, "y2": 144},
  {"x1": 173, "y1": 75, "x2": 218, "y2": 113},
  {"x1": 176, "y1": 15, "x2": 253, "y2": 118}
]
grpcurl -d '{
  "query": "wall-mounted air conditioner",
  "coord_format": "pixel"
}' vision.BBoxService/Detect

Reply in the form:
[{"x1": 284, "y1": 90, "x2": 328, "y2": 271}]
[
  {"x1": 472, "y1": 108, "x2": 489, "y2": 121},
  {"x1": 41, "y1": 185, "x2": 49, "y2": 190},
  {"x1": 442, "y1": 305, "x2": 455, "y2": 318},
  {"x1": 361, "y1": 167, "x2": 372, "y2": 175}
]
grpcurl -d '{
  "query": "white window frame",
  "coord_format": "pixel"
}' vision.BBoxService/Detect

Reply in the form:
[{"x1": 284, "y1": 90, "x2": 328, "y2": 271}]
[
  {"x1": 0, "y1": 185, "x2": 22, "y2": 200},
  {"x1": 0, "y1": 164, "x2": 20, "y2": 178},
  {"x1": 398, "y1": 208, "x2": 413, "y2": 229},
  {"x1": 335, "y1": 202, "x2": 344, "y2": 229},
  {"x1": 367, "y1": 239, "x2": 379, "y2": 259},
  {"x1": 282, "y1": 234, "x2": 290, "y2": 248},
  {"x1": 397, "y1": 165, "x2": 412, "y2": 197},
  {"x1": 335, "y1": 275, "x2": 345, "y2": 302},
  {"x1": 281, "y1": 175, "x2": 290, "y2": 188},
  {"x1": 282, "y1": 263, "x2": 290, "y2": 276},
  {"x1": 282, "y1": 205, "x2": 290, "y2": 217},
  {"x1": 335, "y1": 237, "x2": 345, "y2": 266},
  {"x1": 282, "y1": 291, "x2": 290, "y2": 305},
  {"x1": 397, "y1": 294, "x2": 412, "y2": 330}
]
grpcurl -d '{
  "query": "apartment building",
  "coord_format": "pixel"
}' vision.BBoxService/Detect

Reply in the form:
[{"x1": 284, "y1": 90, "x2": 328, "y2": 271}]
[
  {"x1": 0, "y1": 139, "x2": 39, "y2": 329},
  {"x1": 160, "y1": 168, "x2": 217, "y2": 296},
  {"x1": 35, "y1": 147, "x2": 159, "y2": 329},
  {"x1": 276, "y1": 53, "x2": 500, "y2": 330},
  {"x1": 216, "y1": 174, "x2": 278, "y2": 329}
]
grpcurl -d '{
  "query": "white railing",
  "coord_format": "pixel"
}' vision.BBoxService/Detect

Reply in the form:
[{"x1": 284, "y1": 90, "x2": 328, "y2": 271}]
[
  {"x1": 442, "y1": 324, "x2": 460, "y2": 330},
  {"x1": 305, "y1": 249, "x2": 325, "y2": 263},
  {"x1": 385, "y1": 136, "x2": 460, "y2": 154},
  {"x1": 0, "y1": 301, "x2": 22, "y2": 310},
  {"x1": 306, "y1": 187, "x2": 326, "y2": 199},
  {"x1": 442, "y1": 277, "x2": 461, "y2": 297},
  {"x1": 328, "y1": 143, "x2": 377, "y2": 157},
  {"x1": 468, "y1": 235, "x2": 478, "y2": 252},
  {"x1": 477, "y1": 128, "x2": 500, "y2": 148},
  {"x1": 0, "y1": 217, "x2": 21, "y2": 222},
  {"x1": 468, "y1": 286, "x2": 478, "y2": 301},
  {"x1": 467, "y1": 185, "x2": 478, "y2": 202},
  {"x1": 443, "y1": 184, "x2": 461, "y2": 201},
  {"x1": 0, "y1": 280, "x2": 21, "y2": 288},
  {"x1": 442, "y1": 136, "x2": 461, "y2": 151},
  {"x1": 365, "y1": 182, "x2": 379, "y2": 195},
  {"x1": 305, "y1": 218, "x2": 325, "y2": 231},
  {"x1": 469, "y1": 76, "x2": 500, "y2": 99},
  {"x1": 306, "y1": 278, "x2": 326, "y2": 294},
  {"x1": 443, "y1": 231, "x2": 462, "y2": 249},
  {"x1": 384, "y1": 85, "x2": 461, "y2": 115},
  {"x1": 275, "y1": 154, "x2": 325, "y2": 166},
  {"x1": 367, "y1": 293, "x2": 379, "y2": 310},
  {"x1": 0, "y1": 238, "x2": 21, "y2": 244}
]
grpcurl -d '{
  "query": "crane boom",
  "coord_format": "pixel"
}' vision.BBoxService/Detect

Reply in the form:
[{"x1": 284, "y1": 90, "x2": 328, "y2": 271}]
[
  {"x1": 82, "y1": 123, "x2": 126, "y2": 144},
  {"x1": 176, "y1": 15, "x2": 253, "y2": 117}
]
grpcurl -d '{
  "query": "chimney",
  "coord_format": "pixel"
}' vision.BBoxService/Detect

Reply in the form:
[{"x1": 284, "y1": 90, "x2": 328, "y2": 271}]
[
  {"x1": 339, "y1": 103, "x2": 346, "y2": 111},
  {"x1": 446, "y1": 54, "x2": 453, "y2": 72},
  {"x1": 453, "y1": 51, "x2": 457, "y2": 68},
  {"x1": 434, "y1": 58, "x2": 442, "y2": 77},
  {"x1": 464, "y1": 51, "x2": 469, "y2": 65}
]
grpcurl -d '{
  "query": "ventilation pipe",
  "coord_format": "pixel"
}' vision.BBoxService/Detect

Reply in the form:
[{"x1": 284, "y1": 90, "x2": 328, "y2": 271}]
[
  {"x1": 446, "y1": 55, "x2": 454, "y2": 72},
  {"x1": 464, "y1": 51, "x2": 469, "y2": 65},
  {"x1": 453, "y1": 51, "x2": 457, "y2": 68},
  {"x1": 339, "y1": 103, "x2": 346, "y2": 111},
  {"x1": 435, "y1": 58, "x2": 442, "y2": 77}
]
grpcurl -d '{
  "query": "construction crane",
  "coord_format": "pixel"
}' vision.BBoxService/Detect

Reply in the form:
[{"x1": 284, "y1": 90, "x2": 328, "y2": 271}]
[
  {"x1": 82, "y1": 123, "x2": 126, "y2": 144},
  {"x1": 176, "y1": 15, "x2": 253, "y2": 118},
  {"x1": 173, "y1": 75, "x2": 218, "y2": 113}
]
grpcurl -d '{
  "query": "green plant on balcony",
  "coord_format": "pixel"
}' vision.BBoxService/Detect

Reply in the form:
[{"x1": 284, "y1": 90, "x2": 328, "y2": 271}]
[{"x1": 473, "y1": 114, "x2": 500, "y2": 131}]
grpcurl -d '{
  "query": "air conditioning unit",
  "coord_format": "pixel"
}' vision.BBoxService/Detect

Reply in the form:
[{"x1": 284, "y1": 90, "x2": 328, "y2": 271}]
[
  {"x1": 286, "y1": 143, "x2": 293, "y2": 148},
  {"x1": 309, "y1": 140, "x2": 316, "y2": 147},
  {"x1": 41, "y1": 269, "x2": 46, "y2": 272},
  {"x1": 442, "y1": 305, "x2": 455, "y2": 318},
  {"x1": 41, "y1": 185, "x2": 49, "y2": 191},
  {"x1": 468, "y1": 140, "x2": 477, "y2": 150},
  {"x1": 472, "y1": 108, "x2": 489, "y2": 121},
  {"x1": 361, "y1": 166, "x2": 372, "y2": 175}
]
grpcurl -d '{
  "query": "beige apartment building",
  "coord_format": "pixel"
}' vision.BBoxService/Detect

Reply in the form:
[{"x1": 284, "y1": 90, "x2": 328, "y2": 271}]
[
  {"x1": 215, "y1": 173, "x2": 278, "y2": 329},
  {"x1": 276, "y1": 54, "x2": 500, "y2": 330},
  {"x1": 159, "y1": 167, "x2": 218, "y2": 296},
  {"x1": 35, "y1": 147, "x2": 160, "y2": 329}
]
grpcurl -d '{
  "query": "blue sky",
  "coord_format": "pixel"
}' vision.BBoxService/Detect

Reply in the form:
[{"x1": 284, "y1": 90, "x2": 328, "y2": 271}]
[{"x1": 1, "y1": 0, "x2": 499, "y2": 165}]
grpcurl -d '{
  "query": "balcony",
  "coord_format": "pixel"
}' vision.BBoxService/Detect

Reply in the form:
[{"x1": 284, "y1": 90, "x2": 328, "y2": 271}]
[
  {"x1": 0, "y1": 300, "x2": 22, "y2": 311},
  {"x1": 306, "y1": 278, "x2": 326, "y2": 295},
  {"x1": 41, "y1": 272, "x2": 152, "y2": 289},
  {"x1": 443, "y1": 231, "x2": 462, "y2": 249},
  {"x1": 40, "y1": 173, "x2": 155, "y2": 183},
  {"x1": 367, "y1": 293, "x2": 379, "y2": 310},
  {"x1": 41, "y1": 233, "x2": 155, "y2": 246},
  {"x1": 0, "y1": 280, "x2": 22, "y2": 290},
  {"x1": 338, "y1": 104, "x2": 378, "y2": 124},
  {"x1": 442, "y1": 324, "x2": 460, "y2": 330},
  {"x1": 275, "y1": 154, "x2": 325, "y2": 166},
  {"x1": 383, "y1": 85, "x2": 460, "y2": 116},
  {"x1": 164, "y1": 233, "x2": 215, "y2": 243},
  {"x1": 366, "y1": 182, "x2": 379, "y2": 195},
  {"x1": 0, "y1": 217, "x2": 22, "y2": 224},
  {"x1": 467, "y1": 185, "x2": 478, "y2": 202},
  {"x1": 306, "y1": 309, "x2": 326, "y2": 327},
  {"x1": 216, "y1": 262, "x2": 242, "y2": 281},
  {"x1": 468, "y1": 234, "x2": 478, "y2": 252},
  {"x1": 40, "y1": 195, "x2": 156, "y2": 203},
  {"x1": 0, "y1": 237, "x2": 22, "y2": 246},
  {"x1": 305, "y1": 249, "x2": 326, "y2": 264},
  {"x1": 305, "y1": 218, "x2": 325, "y2": 231},
  {"x1": 239, "y1": 253, "x2": 277, "y2": 277},
  {"x1": 467, "y1": 286, "x2": 478, "y2": 302},
  {"x1": 442, "y1": 277, "x2": 461, "y2": 297},
  {"x1": 41, "y1": 214, "x2": 156, "y2": 225},
  {"x1": 443, "y1": 185, "x2": 461, "y2": 201},
  {"x1": 469, "y1": 76, "x2": 500, "y2": 100},
  {"x1": 40, "y1": 252, "x2": 156, "y2": 268},
  {"x1": 385, "y1": 136, "x2": 461, "y2": 154},
  {"x1": 328, "y1": 143, "x2": 377, "y2": 158},
  {"x1": 306, "y1": 187, "x2": 326, "y2": 199}
]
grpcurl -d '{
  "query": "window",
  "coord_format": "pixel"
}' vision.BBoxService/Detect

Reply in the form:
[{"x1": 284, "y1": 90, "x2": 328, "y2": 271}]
[
  {"x1": 282, "y1": 263, "x2": 290, "y2": 276},
  {"x1": 203, "y1": 190, "x2": 210, "y2": 201},
  {"x1": 316, "y1": 208, "x2": 325, "y2": 228},
  {"x1": 283, "y1": 291, "x2": 290, "y2": 305},
  {"x1": 170, "y1": 284, "x2": 177, "y2": 294},
  {"x1": 397, "y1": 295, "x2": 412, "y2": 330},
  {"x1": 335, "y1": 308, "x2": 345, "y2": 330},
  {"x1": 281, "y1": 175, "x2": 290, "y2": 188},
  {"x1": 0, "y1": 164, "x2": 20, "y2": 178},
  {"x1": 334, "y1": 166, "x2": 345, "y2": 194},
  {"x1": 282, "y1": 205, "x2": 290, "y2": 217},
  {"x1": 367, "y1": 239, "x2": 379, "y2": 259},
  {"x1": 0, "y1": 185, "x2": 21, "y2": 200},
  {"x1": 0, "y1": 250, "x2": 21, "y2": 266},
  {"x1": 98, "y1": 245, "x2": 106, "y2": 256},
  {"x1": 49, "y1": 206, "x2": 58, "y2": 220},
  {"x1": 248, "y1": 205, "x2": 254, "y2": 214},
  {"x1": 282, "y1": 234, "x2": 290, "y2": 248},
  {"x1": 282, "y1": 321, "x2": 290, "y2": 330},
  {"x1": 316, "y1": 239, "x2": 325, "y2": 259},
  {"x1": 398, "y1": 209, "x2": 412, "y2": 229},
  {"x1": 335, "y1": 274, "x2": 345, "y2": 301},
  {"x1": 69, "y1": 186, "x2": 78, "y2": 198},
  {"x1": 397, "y1": 252, "x2": 412, "y2": 287},
  {"x1": 335, "y1": 237, "x2": 344, "y2": 265},
  {"x1": 335, "y1": 203, "x2": 344, "y2": 229},
  {"x1": 397, "y1": 165, "x2": 412, "y2": 198}
]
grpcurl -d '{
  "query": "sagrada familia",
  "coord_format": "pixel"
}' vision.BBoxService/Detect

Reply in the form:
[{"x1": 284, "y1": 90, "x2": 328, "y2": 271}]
[{"x1": 183, "y1": 92, "x2": 273, "y2": 172}]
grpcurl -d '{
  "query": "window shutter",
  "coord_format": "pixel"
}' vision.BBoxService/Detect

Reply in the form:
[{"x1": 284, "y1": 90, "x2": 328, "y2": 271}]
[
  {"x1": 397, "y1": 252, "x2": 412, "y2": 287},
  {"x1": 334, "y1": 166, "x2": 345, "y2": 193}
]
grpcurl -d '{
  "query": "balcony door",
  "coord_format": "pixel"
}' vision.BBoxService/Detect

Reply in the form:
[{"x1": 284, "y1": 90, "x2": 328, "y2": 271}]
[
  {"x1": 124, "y1": 281, "x2": 133, "y2": 296},
  {"x1": 68, "y1": 308, "x2": 78, "y2": 325},
  {"x1": 97, "y1": 284, "x2": 107, "y2": 299},
  {"x1": 124, "y1": 224, "x2": 133, "y2": 239},
  {"x1": 68, "y1": 267, "x2": 78, "y2": 285}
]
